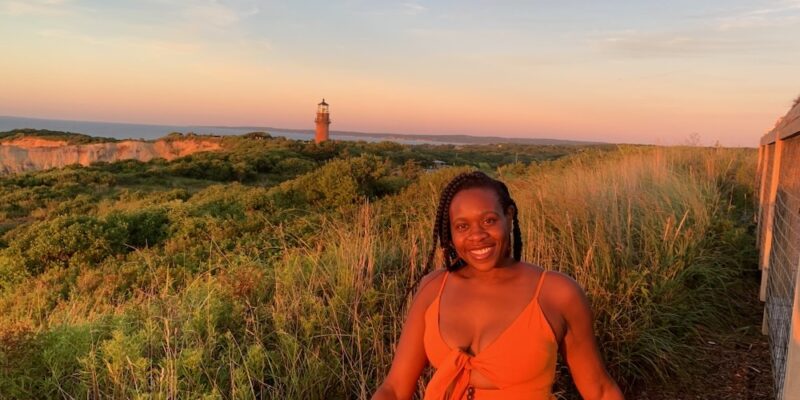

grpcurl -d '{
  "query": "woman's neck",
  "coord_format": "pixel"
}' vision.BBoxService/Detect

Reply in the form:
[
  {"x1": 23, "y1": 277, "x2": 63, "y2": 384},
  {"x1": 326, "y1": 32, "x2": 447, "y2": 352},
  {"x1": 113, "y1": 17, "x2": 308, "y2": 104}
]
[{"x1": 457, "y1": 257, "x2": 518, "y2": 282}]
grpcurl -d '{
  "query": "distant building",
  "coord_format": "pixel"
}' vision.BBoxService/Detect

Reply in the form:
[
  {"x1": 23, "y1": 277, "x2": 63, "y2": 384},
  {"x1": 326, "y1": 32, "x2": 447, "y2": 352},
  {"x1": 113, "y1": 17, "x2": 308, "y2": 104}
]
[
  {"x1": 315, "y1": 99, "x2": 331, "y2": 143},
  {"x1": 425, "y1": 159, "x2": 448, "y2": 172}
]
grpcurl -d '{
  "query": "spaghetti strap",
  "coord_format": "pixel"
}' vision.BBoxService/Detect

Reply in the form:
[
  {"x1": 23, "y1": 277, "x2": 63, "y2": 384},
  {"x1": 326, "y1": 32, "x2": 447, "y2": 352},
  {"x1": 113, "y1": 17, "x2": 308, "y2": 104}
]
[
  {"x1": 436, "y1": 271, "x2": 449, "y2": 298},
  {"x1": 533, "y1": 270, "x2": 547, "y2": 299}
]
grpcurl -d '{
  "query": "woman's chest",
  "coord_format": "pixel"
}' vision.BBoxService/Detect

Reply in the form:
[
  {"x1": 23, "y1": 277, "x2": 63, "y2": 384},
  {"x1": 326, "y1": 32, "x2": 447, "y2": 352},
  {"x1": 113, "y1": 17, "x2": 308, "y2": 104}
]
[{"x1": 438, "y1": 290, "x2": 535, "y2": 354}]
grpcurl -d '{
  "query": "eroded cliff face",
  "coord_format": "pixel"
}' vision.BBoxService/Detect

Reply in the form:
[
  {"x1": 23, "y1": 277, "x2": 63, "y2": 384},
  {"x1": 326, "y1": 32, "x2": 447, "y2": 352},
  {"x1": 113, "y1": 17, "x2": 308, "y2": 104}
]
[{"x1": 0, "y1": 137, "x2": 222, "y2": 174}]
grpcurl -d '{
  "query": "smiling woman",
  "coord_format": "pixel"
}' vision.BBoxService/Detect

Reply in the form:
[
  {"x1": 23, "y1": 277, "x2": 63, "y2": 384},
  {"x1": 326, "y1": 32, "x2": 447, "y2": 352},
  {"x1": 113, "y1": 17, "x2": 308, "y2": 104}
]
[{"x1": 372, "y1": 171, "x2": 624, "y2": 400}]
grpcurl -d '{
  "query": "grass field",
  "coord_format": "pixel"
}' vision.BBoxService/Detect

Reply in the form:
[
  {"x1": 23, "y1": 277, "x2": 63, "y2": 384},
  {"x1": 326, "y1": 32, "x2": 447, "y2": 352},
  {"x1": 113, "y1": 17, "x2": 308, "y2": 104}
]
[{"x1": 0, "y1": 140, "x2": 759, "y2": 399}]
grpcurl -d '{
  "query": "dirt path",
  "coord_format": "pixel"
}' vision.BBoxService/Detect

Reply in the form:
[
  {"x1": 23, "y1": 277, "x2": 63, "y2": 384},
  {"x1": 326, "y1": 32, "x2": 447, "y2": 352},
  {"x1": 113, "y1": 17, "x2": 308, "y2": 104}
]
[
  {"x1": 634, "y1": 276, "x2": 772, "y2": 400},
  {"x1": 552, "y1": 274, "x2": 772, "y2": 400}
]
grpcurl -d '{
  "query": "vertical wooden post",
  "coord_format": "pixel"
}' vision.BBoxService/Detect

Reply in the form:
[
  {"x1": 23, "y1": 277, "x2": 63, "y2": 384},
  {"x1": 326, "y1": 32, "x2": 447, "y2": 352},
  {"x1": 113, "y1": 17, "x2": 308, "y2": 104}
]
[
  {"x1": 756, "y1": 144, "x2": 765, "y2": 245},
  {"x1": 759, "y1": 142, "x2": 775, "y2": 333},
  {"x1": 759, "y1": 145, "x2": 771, "y2": 242},
  {"x1": 760, "y1": 133, "x2": 783, "y2": 301}
]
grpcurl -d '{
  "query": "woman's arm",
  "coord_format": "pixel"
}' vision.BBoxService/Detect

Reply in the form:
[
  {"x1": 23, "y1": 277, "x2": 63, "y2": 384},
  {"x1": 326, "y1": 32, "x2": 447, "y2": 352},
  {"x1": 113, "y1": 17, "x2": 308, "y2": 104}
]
[
  {"x1": 548, "y1": 273, "x2": 624, "y2": 400},
  {"x1": 372, "y1": 270, "x2": 445, "y2": 400}
]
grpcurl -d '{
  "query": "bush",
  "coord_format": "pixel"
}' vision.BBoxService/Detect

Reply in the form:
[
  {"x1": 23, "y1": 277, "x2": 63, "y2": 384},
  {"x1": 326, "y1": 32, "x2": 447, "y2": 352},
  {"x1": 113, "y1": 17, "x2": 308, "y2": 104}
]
[
  {"x1": 270, "y1": 154, "x2": 393, "y2": 209},
  {"x1": 2, "y1": 216, "x2": 126, "y2": 274},
  {"x1": 106, "y1": 208, "x2": 171, "y2": 248}
]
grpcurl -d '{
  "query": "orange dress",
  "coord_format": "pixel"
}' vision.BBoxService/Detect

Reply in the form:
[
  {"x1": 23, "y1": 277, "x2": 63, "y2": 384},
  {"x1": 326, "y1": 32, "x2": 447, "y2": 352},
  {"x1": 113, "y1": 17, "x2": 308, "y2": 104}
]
[{"x1": 423, "y1": 271, "x2": 557, "y2": 400}]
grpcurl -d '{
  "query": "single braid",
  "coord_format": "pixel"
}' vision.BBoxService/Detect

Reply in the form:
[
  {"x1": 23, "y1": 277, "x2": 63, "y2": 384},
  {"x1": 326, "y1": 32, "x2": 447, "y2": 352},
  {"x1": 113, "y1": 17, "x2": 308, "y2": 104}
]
[
  {"x1": 511, "y1": 200, "x2": 522, "y2": 260},
  {"x1": 422, "y1": 199, "x2": 443, "y2": 277},
  {"x1": 492, "y1": 179, "x2": 522, "y2": 261},
  {"x1": 409, "y1": 174, "x2": 470, "y2": 298},
  {"x1": 435, "y1": 175, "x2": 468, "y2": 270}
]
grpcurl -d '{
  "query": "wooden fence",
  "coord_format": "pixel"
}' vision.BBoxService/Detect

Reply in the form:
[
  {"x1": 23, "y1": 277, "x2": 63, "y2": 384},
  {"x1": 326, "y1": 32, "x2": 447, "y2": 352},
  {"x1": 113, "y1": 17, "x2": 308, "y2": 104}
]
[{"x1": 756, "y1": 100, "x2": 800, "y2": 400}]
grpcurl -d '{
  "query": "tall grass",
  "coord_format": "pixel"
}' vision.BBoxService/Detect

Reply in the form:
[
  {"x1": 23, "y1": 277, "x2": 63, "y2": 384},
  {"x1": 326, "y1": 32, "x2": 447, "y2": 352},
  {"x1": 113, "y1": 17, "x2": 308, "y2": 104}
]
[
  {"x1": 0, "y1": 147, "x2": 757, "y2": 398},
  {"x1": 511, "y1": 147, "x2": 757, "y2": 388}
]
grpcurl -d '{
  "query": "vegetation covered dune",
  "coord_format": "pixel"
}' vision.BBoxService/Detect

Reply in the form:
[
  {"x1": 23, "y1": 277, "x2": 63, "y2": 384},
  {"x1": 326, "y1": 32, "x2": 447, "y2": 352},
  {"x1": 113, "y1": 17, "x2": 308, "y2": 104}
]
[{"x1": 0, "y1": 131, "x2": 758, "y2": 399}]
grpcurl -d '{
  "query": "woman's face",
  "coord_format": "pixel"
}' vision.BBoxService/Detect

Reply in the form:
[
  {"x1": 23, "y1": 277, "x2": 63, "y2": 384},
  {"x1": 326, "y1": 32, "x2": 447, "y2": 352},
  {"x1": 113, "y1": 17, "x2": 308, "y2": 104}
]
[{"x1": 448, "y1": 187, "x2": 512, "y2": 271}]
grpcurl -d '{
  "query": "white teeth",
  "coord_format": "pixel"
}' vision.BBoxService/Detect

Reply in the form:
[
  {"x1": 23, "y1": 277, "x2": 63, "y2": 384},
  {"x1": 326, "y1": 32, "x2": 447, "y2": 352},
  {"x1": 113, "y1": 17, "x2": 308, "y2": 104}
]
[{"x1": 470, "y1": 247, "x2": 492, "y2": 255}]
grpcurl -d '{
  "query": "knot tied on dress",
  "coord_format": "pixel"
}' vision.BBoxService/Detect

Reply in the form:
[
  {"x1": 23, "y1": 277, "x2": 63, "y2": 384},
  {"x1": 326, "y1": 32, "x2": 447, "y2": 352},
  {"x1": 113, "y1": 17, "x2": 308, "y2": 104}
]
[{"x1": 424, "y1": 349, "x2": 480, "y2": 400}]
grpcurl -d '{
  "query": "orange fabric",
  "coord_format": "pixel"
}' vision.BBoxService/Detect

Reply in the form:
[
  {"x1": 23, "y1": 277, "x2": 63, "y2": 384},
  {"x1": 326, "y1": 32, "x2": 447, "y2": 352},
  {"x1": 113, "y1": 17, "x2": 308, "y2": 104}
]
[{"x1": 423, "y1": 271, "x2": 557, "y2": 400}]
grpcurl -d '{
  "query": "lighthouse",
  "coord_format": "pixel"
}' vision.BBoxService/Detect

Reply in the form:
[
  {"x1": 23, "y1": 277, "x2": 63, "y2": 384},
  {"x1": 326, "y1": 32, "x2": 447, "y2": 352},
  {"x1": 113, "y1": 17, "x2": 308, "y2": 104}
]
[{"x1": 314, "y1": 99, "x2": 331, "y2": 144}]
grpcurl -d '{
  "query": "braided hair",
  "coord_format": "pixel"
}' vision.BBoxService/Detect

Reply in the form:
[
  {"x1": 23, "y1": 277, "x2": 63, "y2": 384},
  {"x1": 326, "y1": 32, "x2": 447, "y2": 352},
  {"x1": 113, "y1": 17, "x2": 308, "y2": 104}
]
[{"x1": 422, "y1": 171, "x2": 522, "y2": 276}]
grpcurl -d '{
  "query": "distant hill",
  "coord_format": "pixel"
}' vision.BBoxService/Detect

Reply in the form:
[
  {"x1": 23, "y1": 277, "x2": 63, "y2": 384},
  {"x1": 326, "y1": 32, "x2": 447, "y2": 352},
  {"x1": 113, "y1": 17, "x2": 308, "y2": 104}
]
[
  {"x1": 0, "y1": 115, "x2": 603, "y2": 145},
  {"x1": 0, "y1": 128, "x2": 117, "y2": 145},
  {"x1": 209, "y1": 125, "x2": 605, "y2": 146},
  {"x1": 0, "y1": 127, "x2": 602, "y2": 176}
]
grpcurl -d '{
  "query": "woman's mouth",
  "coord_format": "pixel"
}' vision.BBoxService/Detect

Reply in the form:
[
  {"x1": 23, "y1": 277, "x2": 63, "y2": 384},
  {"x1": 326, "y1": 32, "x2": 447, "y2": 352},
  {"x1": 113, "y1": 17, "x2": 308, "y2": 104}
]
[{"x1": 468, "y1": 246, "x2": 495, "y2": 260}]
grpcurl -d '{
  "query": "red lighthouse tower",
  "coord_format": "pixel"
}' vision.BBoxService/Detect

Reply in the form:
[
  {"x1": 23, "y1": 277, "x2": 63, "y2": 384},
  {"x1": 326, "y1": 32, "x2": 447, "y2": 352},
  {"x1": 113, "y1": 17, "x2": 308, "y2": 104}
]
[{"x1": 314, "y1": 99, "x2": 331, "y2": 144}]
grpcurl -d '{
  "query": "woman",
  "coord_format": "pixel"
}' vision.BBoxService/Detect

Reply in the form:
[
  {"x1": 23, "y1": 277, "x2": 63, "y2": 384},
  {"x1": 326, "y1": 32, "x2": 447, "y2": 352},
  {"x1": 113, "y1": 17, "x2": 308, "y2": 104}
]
[{"x1": 372, "y1": 171, "x2": 623, "y2": 400}]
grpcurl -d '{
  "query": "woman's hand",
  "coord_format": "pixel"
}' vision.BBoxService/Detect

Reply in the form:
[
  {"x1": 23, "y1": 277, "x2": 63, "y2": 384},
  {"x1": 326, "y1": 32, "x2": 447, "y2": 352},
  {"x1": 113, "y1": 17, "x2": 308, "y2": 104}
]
[
  {"x1": 372, "y1": 270, "x2": 446, "y2": 400},
  {"x1": 547, "y1": 272, "x2": 625, "y2": 400}
]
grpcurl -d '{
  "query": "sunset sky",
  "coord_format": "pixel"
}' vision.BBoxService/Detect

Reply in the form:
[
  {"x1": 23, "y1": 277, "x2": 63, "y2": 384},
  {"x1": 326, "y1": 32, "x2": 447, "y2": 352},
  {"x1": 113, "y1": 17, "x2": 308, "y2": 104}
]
[{"x1": 1, "y1": 0, "x2": 799, "y2": 146}]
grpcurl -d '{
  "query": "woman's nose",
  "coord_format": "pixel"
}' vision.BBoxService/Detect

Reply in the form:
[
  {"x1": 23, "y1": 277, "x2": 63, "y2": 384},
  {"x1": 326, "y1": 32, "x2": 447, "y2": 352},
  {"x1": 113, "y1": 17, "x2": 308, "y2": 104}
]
[{"x1": 467, "y1": 226, "x2": 489, "y2": 239}]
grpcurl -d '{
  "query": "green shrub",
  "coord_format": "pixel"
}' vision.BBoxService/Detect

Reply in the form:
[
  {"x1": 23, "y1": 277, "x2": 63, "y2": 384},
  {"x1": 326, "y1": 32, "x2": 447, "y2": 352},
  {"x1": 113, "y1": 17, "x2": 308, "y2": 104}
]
[
  {"x1": 2, "y1": 216, "x2": 126, "y2": 274},
  {"x1": 270, "y1": 154, "x2": 392, "y2": 209},
  {"x1": 106, "y1": 208, "x2": 171, "y2": 248}
]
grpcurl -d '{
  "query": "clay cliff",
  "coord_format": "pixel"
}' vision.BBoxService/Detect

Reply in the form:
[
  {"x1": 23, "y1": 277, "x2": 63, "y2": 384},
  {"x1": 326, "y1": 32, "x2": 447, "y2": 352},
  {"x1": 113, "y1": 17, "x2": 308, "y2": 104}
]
[{"x1": 0, "y1": 136, "x2": 222, "y2": 174}]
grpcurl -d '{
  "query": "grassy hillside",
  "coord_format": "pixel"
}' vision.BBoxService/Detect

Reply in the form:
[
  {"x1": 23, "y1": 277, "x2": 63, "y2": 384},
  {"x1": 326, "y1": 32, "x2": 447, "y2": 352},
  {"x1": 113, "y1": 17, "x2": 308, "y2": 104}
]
[
  {"x1": 0, "y1": 129, "x2": 118, "y2": 145},
  {"x1": 0, "y1": 135, "x2": 757, "y2": 399}
]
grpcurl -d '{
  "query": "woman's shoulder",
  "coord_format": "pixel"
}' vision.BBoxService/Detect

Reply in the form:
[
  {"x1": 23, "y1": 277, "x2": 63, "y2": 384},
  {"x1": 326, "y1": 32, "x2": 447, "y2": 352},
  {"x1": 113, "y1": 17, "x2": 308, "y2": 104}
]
[
  {"x1": 535, "y1": 268, "x2": 593, "y2": 325},
  {"x1": 522, "y1": 263, "x2": 586, "y2": 305},
  {"x1": 411, "y1": 269, "x2": 448, "y2": 308},
  {"x1": 417, "y1": 269, "x2": 448, "y2": 295}
]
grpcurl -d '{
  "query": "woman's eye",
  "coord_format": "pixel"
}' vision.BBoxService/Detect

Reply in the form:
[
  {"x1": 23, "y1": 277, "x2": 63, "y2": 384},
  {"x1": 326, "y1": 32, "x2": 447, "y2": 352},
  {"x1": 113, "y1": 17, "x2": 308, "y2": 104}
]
[
  {"x1": 455, "y1": 224, "x2": 468, "y2": 231},
  {"x1": 484, "y1": 218, "x2": 496, "y2": 225}
]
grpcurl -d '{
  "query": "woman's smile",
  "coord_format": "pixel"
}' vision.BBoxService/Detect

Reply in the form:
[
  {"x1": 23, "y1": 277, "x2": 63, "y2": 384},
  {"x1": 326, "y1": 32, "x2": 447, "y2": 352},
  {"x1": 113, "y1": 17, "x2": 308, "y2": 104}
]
[{"x1": 467, "y1": 244, "x2": 496, "y2": 260}]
